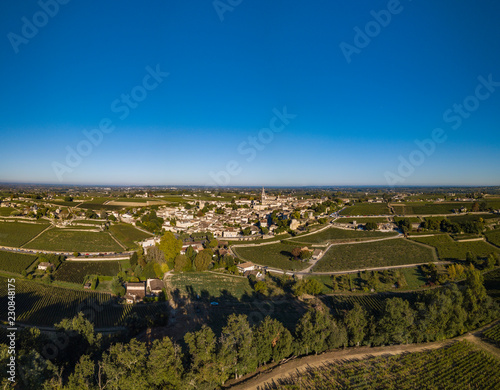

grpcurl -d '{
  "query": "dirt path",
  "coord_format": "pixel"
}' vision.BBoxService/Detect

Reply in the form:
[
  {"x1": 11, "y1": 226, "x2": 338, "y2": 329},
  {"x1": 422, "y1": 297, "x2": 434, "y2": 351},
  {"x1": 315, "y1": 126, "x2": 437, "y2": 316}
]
[
  {"x1": 465, "y1": 334, "x2": 500, "y2": 359},
  {"x1": 20, "y1": 224, "x2": 53, "y2": 248},
  {"x1": 228, "y1": 341, "x2": 452, "y2": 390},
  {"x1": 108, "y1": 232, "x2": 127, "y2": 250},
  {"x1": 129, "y1": 224, "x2": 155, "y2": 236},
  {"x1": 228, "y1": 320, "x2": 500, "y2": 390},
  {"x1": 405, "y1": 237, "x2": 439, "y2": 262}
]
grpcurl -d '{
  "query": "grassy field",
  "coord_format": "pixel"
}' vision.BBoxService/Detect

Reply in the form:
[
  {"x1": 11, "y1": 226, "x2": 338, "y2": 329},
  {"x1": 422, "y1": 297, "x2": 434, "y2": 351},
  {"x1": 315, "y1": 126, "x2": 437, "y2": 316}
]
[
  {"x1": 152, "y1": 195, "x2": 192, "y2": 203},
  {"x1": 261, "y1": 341, "x2": 500, "y2": 390},
  {"x1": 47, "y1": 200, "x2": 79, "y2": 207},
  {"x1": 54, "y1": 261, "x2": 121, "y2": 284},
  {"x1": 79, "y1": 201, "x2": 123, "y2": 211},
  {"x1": 233, "y1": 243, "x2": 310, "y2": 271},
  {"x1": 113, "y1": 198, "x2": 154, "y2": 203},
  {"x1": 72, "y1": 219, "x2": 107, "y2": 225},
  {"x1": 485, "y1": 229, "x2": 500, "y2": 247},
  {"x1": 111, "y1": 198, "x2": 167, "y2": 204},
  {"x1": 392, "y1": 202, "x2": 473, "y2": 215},
  {"x1": 24, "y1": 229, "x2": 123, "y2": 252},
  {"x1": 286, "y1": 227, "x2": 398, "y2": 245},
  {"x1": 340, "y1": 203, "x2": 391, "y2": 216},
  {"x1": 0, "y1": 207, "x2": 14, "y2": 216},
  {"x1": 485, "y1": 199, "x2": 500, "y2": 209},
  {"x1": 0, "y1": 251, "x2": 38, "y2": 274},
  {"x1": 168, "y1": 272, "x2": 253, "y2": 299},
  {"x1": 206, "y1": 296, "x2": 308, "y2": 335},
  {"x1": 448, "y1": 213, "x2": 499, "y2": 223},
  {"x1": 0, "y1": 221, "x2": 50, "y2": 247},
  {"x1": 80, "y1": 197, "x2": 110, "y2": 204},
  {"x1": 410, "y1": 234, "x2": 499, "y2": 261},
  {"x1": 406, "y1": 194, "x2": 448, "y2": 201},
  {"x1": 399, "y1": 266, "x2": 429, "y2": 289},
  {"x1": 109, "y1": 223, "x2": 152, "y2": 249},
  {"x1": 0, "y1": 275, "x2": 166, "y2": 327},
  {"x1": 61, "y1": 226, "x2": 103, "y2": 231},
  {"x1": 303, "y1": 268, "x2": 426, "y2": 294},
  {"x1": 312, "y1": 238, "x2": 435, "y2": 272},
  {"x1": 334, "y1": 217, "x2": 390, "y2": 224}
]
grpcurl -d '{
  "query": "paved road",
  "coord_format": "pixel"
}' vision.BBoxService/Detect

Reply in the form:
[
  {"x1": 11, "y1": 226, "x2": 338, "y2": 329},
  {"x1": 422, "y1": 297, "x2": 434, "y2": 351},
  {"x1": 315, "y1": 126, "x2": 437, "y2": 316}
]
[
  {"x1": 264, "y1": 260, "x2": 451, "y2": 277},
  {"x1": 0, "y1": 245, "x2": 133, "y2": 259}
]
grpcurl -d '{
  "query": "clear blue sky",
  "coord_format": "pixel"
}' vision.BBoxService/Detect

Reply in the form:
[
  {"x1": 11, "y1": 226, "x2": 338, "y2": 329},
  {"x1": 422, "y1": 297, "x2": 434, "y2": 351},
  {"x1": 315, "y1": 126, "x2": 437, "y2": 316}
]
[{"x1": 0, "y1": 0, "x2": 499, "y2": 186}]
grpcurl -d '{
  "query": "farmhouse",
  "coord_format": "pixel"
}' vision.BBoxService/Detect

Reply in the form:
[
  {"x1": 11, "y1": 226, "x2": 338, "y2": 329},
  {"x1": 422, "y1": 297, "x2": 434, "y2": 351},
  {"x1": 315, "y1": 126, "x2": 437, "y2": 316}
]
[
  {"x1": 146, "y1": 278, "x2": 164, "y2": 296},
  {"x1": 312, "y1": 249, "x2": 323, "y2": 260},
  {"x1": 125, "y1": 281, "x2": 146, "y2": 304},
  {"x1": 141, "y1": 237, "x2": 160, "y2": 251},
  {"x1": 37, "y1": 262, "x2": 54, "y2": 271},
  {"x1": 237, "y1": 261, "x2": 256, "y2": 273}
]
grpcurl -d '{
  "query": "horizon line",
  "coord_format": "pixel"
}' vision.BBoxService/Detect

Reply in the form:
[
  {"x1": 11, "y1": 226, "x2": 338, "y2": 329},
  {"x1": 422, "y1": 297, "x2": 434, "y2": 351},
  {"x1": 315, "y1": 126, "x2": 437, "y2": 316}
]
[{"x1": 0, "y1": 181, "x2": 499, "y2": 189}]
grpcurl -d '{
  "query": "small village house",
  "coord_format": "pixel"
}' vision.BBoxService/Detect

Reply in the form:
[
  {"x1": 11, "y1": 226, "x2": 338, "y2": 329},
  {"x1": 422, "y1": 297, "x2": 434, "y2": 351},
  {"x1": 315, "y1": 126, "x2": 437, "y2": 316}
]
[
  {"x1": 237, "y1": 261, "x2": 256, "y2": 273},
  {"x1": 125, "y1": 281, "x2": 146, "y2": 304},
  {"x1": 37, "y1": 262, "x2": 54, "y2": 271},
  {"x1": 146, "y1": 278, "x2": 164, "y2": 296}
]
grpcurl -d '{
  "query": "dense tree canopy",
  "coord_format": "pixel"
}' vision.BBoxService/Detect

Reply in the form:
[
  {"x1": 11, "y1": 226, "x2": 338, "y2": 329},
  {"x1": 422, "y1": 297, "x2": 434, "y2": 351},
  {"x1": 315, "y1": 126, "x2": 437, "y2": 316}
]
[{"x1": 157, "y1": 232, "x2": 182, "y2": 263}]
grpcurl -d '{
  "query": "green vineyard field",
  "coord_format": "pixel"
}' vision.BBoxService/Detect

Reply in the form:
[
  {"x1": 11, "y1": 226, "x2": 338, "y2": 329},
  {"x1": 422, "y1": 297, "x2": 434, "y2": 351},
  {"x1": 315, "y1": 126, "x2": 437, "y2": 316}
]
[
  {"x1": 410, "y1": 234, "x2": 500, "y2": 261},
  {"x1": 54, "y1": 261, "x2": 121, "y2": 284},
  {"x1": 0, "y1": 221, "x2": 49, "y2": 247},
  {"x1": 320, "y1": 292, "x2": 418, "y2": 317},
  {"x1": 312, "y1": 238, "x2": 434, "y2": 272},
  {"x1": 24, "y1": 229, "x2": 123, "y2": 252},
  {"x1": 261, "y1": 341, "x2": 500, "y2": 390},
  {"x1": 0, "y1": 276, "x2": 165, "y2": 328},
  {"x1": 0, "y1": 251, "x2": 38, "y2": 274},
  {"x1": 483, "y1": 323, "x2": 500, "y2": 345},
  {"x1": 109, "y1": 223, "x2": 152, "y2": 249}
]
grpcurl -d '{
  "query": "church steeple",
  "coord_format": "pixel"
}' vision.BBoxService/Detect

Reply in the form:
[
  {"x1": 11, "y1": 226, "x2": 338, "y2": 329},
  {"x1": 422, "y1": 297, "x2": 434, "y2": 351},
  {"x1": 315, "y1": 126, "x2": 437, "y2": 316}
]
[{"x1": 261, "y1": 187, "x2": 266, "y2": 203}]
